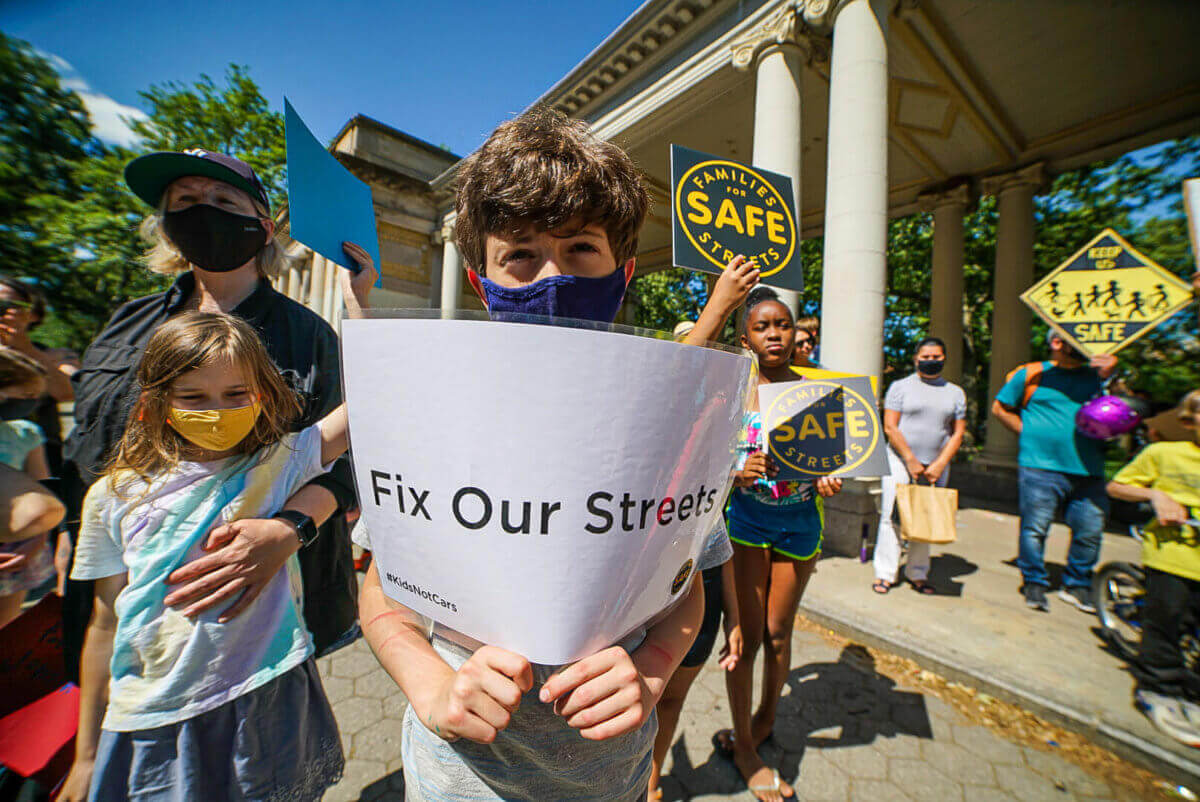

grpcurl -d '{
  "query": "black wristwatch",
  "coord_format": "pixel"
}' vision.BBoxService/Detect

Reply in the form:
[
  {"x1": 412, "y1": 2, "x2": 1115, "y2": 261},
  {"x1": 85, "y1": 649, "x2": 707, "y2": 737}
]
[{"x1": 273, "y1": 510, "x2": 319, "y2": 548}]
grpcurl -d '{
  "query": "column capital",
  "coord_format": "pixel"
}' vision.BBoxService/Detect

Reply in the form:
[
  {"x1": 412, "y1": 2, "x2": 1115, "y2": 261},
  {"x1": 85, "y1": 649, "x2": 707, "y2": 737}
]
[
  {"x1": 437, "y1": 211, "x2": 457, "y2": 244},
  {"x1": 981, "y1": 163, "x2": 1047, "y2": 198},
  {"x1": 731, "y1": 4, "x2": 830, "y2": 72},
  {"x1": 918, "y1": 182, "x2": 973, "y2": 212}
]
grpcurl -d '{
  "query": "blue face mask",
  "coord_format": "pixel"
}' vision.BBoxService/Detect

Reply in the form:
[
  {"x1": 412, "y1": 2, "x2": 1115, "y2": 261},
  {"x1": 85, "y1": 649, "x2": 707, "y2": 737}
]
[{"x1": 473, "y1": 267, "x2": 629, "y2": 324}]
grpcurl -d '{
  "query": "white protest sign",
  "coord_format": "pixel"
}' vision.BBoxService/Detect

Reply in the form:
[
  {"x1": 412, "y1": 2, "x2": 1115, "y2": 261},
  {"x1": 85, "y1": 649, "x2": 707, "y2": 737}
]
[{"x1": 342, "y1": 315, "x2": 753, "y2": 665}]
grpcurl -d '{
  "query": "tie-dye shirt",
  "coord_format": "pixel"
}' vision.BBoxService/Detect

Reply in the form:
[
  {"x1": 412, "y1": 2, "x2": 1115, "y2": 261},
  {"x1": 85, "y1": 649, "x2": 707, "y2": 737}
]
[{"x1": 70, "y1": 425, "x2": 328, "y2": 732}]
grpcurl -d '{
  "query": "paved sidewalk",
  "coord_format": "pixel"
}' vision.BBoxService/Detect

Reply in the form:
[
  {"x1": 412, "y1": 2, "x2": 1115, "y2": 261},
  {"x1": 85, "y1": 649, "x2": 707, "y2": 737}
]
[
  {"x1": 801, "y1": 503, "x2": 1200, "y2": 786},
  {"x1": 318, "y1": 627, "x2": 1151, "y2": 801}
]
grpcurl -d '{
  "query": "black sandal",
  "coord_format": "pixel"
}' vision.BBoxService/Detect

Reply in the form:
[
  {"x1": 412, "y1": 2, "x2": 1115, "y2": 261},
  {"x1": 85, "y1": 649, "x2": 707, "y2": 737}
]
[
  {"x1": 873, "y1": 580, "x2": 891, "y2": 594},
  {"x1": 911, "y1": 580, "x2": 936, "y2": 595}
]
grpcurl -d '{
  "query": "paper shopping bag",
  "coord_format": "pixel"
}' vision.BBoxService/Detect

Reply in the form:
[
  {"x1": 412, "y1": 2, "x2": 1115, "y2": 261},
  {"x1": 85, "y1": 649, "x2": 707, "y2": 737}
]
[{"x1": 896, "y1": 483, "x2": 958, "y2": 544}]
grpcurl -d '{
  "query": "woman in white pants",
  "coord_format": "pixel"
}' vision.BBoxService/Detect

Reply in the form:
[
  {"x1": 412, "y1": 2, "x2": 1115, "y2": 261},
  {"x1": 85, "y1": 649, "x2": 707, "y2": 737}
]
[{"x1": 873, "y1": 337, "x2": 967, "y2": 594}]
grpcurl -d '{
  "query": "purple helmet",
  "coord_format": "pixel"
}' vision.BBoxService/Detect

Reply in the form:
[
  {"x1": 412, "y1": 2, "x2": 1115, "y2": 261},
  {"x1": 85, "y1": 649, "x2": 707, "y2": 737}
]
[{"x1": 1076, "y1": 395, "x2": 1141, "y2": 440}]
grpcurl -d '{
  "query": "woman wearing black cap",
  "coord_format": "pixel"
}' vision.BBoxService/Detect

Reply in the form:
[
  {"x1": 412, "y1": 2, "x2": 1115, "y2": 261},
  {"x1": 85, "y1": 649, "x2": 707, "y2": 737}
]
[{"x1": 60, "y1": 149, "x2": 376, "y2": 678}]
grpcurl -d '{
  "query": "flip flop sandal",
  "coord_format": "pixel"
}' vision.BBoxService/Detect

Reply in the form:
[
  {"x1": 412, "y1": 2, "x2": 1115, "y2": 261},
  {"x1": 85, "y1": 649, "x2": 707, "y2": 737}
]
[
  {"x1": 748, "y1": 769, "x2": 796, "y2": 801},
  {"x1": 911, "y1": 581, "x2": 936, "y2": 595},
  {"x1": 872, "y1": 580, "x2": 891, "y2": 594}
]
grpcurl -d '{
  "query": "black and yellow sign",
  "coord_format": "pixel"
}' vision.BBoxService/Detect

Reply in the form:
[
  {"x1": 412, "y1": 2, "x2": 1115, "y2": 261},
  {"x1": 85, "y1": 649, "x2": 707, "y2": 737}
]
[
  {"x1": 671, "y1": 145, "x2": 803, "y2": 292},
  {"x1": 758, "y1": 377, "x2": 888, "y2": 480},
  {"x1": 1021, "y1": 228, "x2": 1194, "y2": 356}
]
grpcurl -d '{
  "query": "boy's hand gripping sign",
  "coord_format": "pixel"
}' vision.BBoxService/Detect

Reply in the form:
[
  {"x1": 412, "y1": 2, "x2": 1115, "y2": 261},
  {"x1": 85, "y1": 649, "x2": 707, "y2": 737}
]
[
  {"x1": 341, "y1": 314, "x2": 754, "y2": 664},
  {"x1": 758, "y1": 377, "x2": 890, "y2": 480}
]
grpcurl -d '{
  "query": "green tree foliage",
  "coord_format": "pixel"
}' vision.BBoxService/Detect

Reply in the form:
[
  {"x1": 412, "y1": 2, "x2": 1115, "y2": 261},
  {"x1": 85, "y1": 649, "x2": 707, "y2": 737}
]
[
  {"x1": 0, "y1": 34, "x2": 93, "y2": 285},
  {"x1": 27, "y1": 66, "x2": 286, "y2": 350}
]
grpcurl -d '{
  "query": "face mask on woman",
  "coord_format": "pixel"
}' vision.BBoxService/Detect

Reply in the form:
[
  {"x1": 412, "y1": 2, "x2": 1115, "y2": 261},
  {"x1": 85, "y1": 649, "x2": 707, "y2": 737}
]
[
  {"x1": 916, "y1": 359, "x2": 944, "y2": 377},
  {"x1": 163, "y1": 204, "x2": 268, "y2": 273}
]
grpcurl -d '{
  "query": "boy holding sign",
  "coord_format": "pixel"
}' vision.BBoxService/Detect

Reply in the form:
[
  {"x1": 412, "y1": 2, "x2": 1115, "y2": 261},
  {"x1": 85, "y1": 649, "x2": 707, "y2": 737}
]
[{"x1": 357, "y1": 108, "x2": 729, "y2": 801}]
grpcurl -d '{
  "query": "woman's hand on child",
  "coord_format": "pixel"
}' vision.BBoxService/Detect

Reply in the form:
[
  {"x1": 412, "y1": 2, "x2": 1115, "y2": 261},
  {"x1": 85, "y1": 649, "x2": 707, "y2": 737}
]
[
  {"x1": 541, "y1": 645, "x2": 655, "y2": 741},
  {"x1": 1152, "y1": 489, "x2": 1189, "y2": 527},
  {"x1": 427, "y1": 646, "x2": 533, "y2": 744},
  {"x1": 815, "y1": 477, "x2": 843, "y2": 497},
  {"x1": 164, "y1": 518, "x2": 300, "y2": 622},
  {"x1": 710, "y1": 255, "x2": 761, "y2": 316},
  {"x1": 718, "y1": 624, "x2": 743, "y2": 672}
]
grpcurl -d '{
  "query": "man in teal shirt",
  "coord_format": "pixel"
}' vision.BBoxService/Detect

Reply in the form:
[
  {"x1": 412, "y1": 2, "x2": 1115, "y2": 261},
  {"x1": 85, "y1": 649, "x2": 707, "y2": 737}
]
[{"x1": 992, "y1": 332, "x2": 1117, "y2": 613}]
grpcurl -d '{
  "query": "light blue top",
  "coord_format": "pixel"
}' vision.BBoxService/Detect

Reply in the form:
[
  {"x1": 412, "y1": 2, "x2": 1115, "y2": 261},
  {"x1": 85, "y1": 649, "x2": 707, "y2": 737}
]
[
  {"x1": 995, "y1": 361, "x2": 1105, "y2": 477},
  {"x1": 70, "y1": 426, "x2": 329, "y2": 732},
  {"x1": 0, "y1": 419, "x2": 44, "y2": 469}
]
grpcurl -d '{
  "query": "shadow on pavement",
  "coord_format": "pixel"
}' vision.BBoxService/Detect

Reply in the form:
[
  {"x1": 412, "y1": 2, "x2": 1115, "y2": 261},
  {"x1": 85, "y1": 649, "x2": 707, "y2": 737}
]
[
  {"x1": 666, "y1": 645, "x2": 933, "y2": 799},
  {"x1": 925, "y1": 553, "x2": 979, "y2": 597}
]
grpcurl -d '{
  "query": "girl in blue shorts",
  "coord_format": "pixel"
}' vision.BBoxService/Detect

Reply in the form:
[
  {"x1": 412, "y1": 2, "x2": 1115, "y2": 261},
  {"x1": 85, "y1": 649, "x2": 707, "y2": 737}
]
[{"x1": 715, "y1": 287, "x2": 842, "y2": 802}]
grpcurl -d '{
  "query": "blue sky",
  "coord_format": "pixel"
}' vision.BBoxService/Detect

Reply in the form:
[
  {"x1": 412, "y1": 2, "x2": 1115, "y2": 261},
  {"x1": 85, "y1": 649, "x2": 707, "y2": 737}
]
[{"x1": 1, "y1": 0, "x2": 641, "y2": 154}]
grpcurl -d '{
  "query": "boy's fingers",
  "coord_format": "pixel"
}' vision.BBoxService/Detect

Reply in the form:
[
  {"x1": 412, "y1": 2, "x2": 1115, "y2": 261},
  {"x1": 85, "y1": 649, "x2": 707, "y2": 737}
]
[
  {"x1": 540, "y1": 652, "x2": 612, "y2": 703},
  {"x1": 479, "y1": 670, "x2": 524, "y2": 710},
  {"x1": 565, "y1": 684, "x2": 639, "y2": 728},
  {"x1": 554, "y1": 671, "x2": 622, "y2": 718},
  {"x1": 166, "y1": 550, "x2": 229, "y2": 585},
  {"x1": 218, "y1": 581, "x2": 267, "y2": 622},
  {"x1": 467, "y1": 692, "x2": 513, "y2": 732},
  {"x1": 183, "y1": 576, "x2": 247, "y2": 618},
  {"x1": 478, "y1": 646, "x2": 532, "y2": 685},
  {"x1": 579, "y1": 707, "x2": 642, "y2": 741}
]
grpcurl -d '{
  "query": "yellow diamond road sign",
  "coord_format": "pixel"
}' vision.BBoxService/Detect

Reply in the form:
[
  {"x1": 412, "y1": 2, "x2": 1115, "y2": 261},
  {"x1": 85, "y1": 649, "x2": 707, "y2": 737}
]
[{"x1": 1020, "y1": 228, "x2": 1194, "y2": 356}]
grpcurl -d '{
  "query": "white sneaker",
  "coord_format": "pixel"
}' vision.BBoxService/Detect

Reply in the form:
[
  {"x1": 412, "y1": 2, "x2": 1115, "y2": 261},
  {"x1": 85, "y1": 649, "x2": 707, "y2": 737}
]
[{"x1": 1137, "y1": 690, "x2": 1200, "y2": 747}]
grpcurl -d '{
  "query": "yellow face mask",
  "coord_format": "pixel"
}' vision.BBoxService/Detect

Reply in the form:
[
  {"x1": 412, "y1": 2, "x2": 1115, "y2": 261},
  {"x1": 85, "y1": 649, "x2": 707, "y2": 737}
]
[{"x1": 167, "y1": 400, "x2": 262, "y2": 452}]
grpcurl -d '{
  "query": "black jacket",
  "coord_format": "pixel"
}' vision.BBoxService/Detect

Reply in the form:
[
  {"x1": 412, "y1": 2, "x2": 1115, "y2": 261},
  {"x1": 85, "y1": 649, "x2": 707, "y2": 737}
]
[{"x1": 62, "y1": 272, "x2": 358, "y2": 657}]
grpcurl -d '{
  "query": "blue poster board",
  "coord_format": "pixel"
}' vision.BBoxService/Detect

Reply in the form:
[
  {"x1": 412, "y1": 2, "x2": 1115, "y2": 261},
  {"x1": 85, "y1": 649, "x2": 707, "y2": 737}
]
[{"x1": 285, "y1": 98, "x2": 381, "y2": 283}]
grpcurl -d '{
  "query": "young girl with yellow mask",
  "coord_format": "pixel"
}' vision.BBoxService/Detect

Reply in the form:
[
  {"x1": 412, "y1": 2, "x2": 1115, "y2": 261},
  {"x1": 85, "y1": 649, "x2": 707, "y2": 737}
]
[{"x1": 61, "y1": 312, "x2": 351, "y2": 801}]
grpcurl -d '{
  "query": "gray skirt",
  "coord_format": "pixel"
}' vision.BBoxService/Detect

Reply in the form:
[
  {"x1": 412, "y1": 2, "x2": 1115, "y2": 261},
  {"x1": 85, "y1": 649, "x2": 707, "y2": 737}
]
[{"x1": 89, "y1": 658, "x2": 344, "y2": 802}]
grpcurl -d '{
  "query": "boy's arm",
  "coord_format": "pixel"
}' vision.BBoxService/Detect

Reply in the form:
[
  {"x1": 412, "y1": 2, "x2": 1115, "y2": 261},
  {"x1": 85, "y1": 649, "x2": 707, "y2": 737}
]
[
  {"x1": 541, "y1": 572, "x2": 704, "y2": 740},
  {"x1": 683, "y1": 256, "x2": 759, "y2": 346},
  {"x1": 1107, "y1": 481, "x2": 1188, "y2": 526},
  {"x1": 61, "y1": 573, "x2": 126, "y2": 802},
  {"x1": 360, "y1": 561, "x2": 533, "y2": 743}
]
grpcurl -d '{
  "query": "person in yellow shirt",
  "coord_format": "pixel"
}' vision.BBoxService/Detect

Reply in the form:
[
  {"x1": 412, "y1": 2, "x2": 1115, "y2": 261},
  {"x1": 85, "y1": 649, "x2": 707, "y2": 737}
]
[{"x1": 1108, "y1": 389, "x2": 1200, "y2": 746}]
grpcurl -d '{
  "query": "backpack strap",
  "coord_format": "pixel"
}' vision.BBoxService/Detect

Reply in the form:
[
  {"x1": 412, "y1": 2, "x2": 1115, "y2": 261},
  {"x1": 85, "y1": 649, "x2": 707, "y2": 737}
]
[{"x1": 1011, "y1": 361, "x2": 1044, "y2": 409}]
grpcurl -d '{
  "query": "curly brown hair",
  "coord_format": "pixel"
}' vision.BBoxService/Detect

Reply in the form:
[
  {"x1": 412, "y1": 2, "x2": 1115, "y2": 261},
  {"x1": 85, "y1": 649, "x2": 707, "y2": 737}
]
[
  {"x1": 454, "y1": 106, "x2": 649, "y2": 273},
  {"x1": 1180, "y1": 389, "x2": 1200, "y2": 427},
  {"x1": 107, "y1": 312, "x2": 301, "y2": 490}
]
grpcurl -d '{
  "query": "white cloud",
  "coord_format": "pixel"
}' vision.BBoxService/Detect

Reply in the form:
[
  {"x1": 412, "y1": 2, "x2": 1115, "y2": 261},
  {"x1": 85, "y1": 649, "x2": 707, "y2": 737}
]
[{"x1": 39, "y1": 51, "x2": 148, "y2": 147}]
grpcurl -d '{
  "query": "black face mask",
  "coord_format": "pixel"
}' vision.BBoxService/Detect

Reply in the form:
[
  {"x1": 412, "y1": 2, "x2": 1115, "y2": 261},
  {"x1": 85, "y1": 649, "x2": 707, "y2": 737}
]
[
  {"x1": 162, "y1": 204, "x2": 268, "y2": 273},
  {"x1": 0, "y1": 397, "x2": 39, "y2": 421},
  {"x1": 916, "y1": 359, "x2": 944, "y2": 377}
]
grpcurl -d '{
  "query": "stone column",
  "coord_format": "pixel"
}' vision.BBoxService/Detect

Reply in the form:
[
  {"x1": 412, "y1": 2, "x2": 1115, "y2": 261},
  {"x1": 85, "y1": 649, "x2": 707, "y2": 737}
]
[
  {"x1": 733, "y1": 7, "x2": 809, "y2": 316},
  {"x1": 920, "y1": 184, "x2": 970, "y2": 383},
  {"x1": 980, "y1": 164, "x2": 1045, "y2": 465},
  {"x1": 819, "y1": 0, "x2": 889, "y2": 379},
  {"x1": 439, "y1": 216, "x2": 462, "y2": 316},
  {"x1": 307, "y1": 254, "x2": 328, "y2": 315}
]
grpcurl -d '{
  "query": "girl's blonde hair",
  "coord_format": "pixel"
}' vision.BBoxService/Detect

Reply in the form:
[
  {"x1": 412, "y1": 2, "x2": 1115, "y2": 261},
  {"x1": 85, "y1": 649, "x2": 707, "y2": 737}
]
[
  {"x1": 0, "y1": 348, "x2": 45, "y2": 390},
  {"x1": 1179, "y1": 389, "x2": 1200, "y2": 427},
  {"x1": 107, "y1": 312, "x2": 300, "y2": 489},
  {"x1": 138, "y1": 186, "x2": 287, "y2": 278}
]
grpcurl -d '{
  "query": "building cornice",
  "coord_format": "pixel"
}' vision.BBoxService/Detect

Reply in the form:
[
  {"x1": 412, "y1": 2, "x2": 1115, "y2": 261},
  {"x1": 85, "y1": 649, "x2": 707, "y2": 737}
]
[
  {"x1": 729, "y1": 4, "x2": 831, "y2": 72},
  {"x1": 981, "y1": 163, "x2": 1047, "y2": 197}
]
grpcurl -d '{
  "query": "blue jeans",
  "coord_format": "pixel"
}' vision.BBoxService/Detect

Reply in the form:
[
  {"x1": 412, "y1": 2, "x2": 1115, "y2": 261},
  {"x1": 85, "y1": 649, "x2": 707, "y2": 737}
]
[{"x1": 1017, "y1": 466, "x2": 1108, "y2": 589}]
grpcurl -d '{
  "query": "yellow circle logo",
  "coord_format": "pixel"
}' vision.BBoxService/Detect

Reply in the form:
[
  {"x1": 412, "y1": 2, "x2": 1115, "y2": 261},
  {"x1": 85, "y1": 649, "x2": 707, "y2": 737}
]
[
  {"x1": 674, "y1": 159, "x2": 797, "y2": 279},
  {"x1": 671, "y1": 559, "x2": 694, "y2": 595},
  {"x1": 763, "y1": 380, "x2": 880, "y2": 477}
]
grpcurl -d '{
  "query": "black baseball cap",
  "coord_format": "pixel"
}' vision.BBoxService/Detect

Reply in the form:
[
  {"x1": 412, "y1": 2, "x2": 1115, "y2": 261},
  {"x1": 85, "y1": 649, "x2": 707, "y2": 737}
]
[{"x1": 124, "y1": 149, "x2": 270, "y2": 210}]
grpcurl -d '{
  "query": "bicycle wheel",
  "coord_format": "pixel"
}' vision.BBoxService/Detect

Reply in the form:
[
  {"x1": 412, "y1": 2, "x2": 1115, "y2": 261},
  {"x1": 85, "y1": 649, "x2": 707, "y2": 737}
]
[{"x1": 1093, "y1": 562, "x2": 1146, "y2": 661}]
